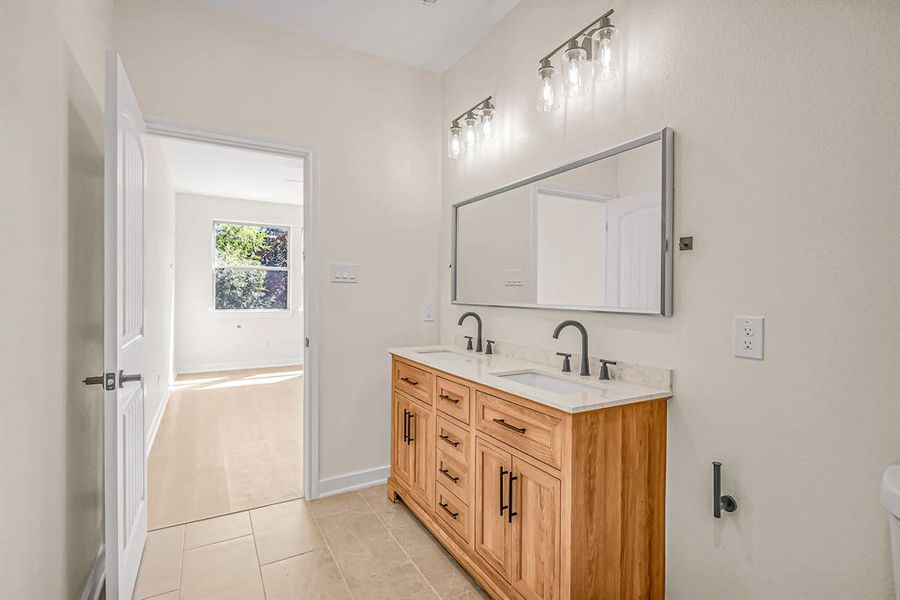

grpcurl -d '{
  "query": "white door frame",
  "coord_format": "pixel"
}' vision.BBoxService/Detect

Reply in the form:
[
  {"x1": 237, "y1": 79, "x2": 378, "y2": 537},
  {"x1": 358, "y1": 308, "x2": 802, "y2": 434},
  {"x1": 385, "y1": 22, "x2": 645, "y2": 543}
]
[{"x1": 144, "y1": 117, "x2": 320, "y2": 499}]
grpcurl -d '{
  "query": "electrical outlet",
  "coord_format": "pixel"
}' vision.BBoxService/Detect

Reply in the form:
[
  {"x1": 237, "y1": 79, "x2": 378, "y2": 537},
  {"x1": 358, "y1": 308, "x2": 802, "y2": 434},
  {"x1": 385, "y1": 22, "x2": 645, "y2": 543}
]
[
  {"x1": 734, "y1": 316, "x2": 764, "y2": 360},
  {"x1": 422, "y1": 301, "x2": 435, "y2": 322}
]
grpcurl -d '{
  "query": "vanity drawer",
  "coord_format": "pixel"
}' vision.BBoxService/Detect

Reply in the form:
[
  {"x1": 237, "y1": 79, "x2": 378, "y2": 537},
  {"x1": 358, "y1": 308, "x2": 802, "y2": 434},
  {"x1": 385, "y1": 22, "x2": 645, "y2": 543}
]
[
  {"x1": 436, "y1": 377, "x2": 471, "y2": 424},
  {"x1": 436, "y1": 448, "x2": 470, "y2": 501},
  {"x1": 475, "y1": 391, "x2": 564, "y2": 470},
  {"x1": 394, "y1": 360, "x2": 433, "y2": 405},
  {"x1": 434, "y1": 484, "x2": 471, "y2": 544},
  {"x1": 435, "y1": 415, "x2": 469, "y2": 466}
]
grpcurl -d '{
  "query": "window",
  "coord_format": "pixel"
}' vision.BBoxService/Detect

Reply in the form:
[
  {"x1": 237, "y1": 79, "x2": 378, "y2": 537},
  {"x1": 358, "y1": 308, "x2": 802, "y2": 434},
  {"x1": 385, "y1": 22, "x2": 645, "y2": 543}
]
[{"x1": 213, "y1": 221, "x2": 289, "y2": 311}]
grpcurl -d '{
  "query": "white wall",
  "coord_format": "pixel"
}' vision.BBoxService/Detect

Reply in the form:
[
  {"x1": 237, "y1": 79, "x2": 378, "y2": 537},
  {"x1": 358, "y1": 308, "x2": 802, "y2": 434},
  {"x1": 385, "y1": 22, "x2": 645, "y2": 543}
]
[
  {"x1": 440, "y1": 2, "x2": 900, "y2": 598},
  {"x1": 0, "y1": 1, "x2": 113, "y2": 598},
  {"x1": 113, "y1": 0, "x2": 443, "y2": 490},
  {"x1": 144, "y1": 138, "x2": 176, "y2": 441},
  {"x1": 174, "y1": 193, "x2": 303, "y2": 374}
]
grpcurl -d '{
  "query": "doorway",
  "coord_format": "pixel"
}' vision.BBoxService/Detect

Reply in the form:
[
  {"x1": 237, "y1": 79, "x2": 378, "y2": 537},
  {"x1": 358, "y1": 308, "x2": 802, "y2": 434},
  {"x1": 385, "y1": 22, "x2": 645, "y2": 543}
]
[{"x1": 141, "y1": 122, "x2": 317, "y2": 532}]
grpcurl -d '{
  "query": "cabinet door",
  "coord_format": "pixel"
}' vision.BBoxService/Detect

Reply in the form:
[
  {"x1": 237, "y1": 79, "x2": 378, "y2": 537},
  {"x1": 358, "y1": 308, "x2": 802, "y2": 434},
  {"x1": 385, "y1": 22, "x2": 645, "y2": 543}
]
[
  {"x1": 393, "y1": 392, "x2": 413, "y2": 485},
  {"x1": 475, "y1": 438, "x2": 512, "y2": 577},
  {"x1": 408, "y1": 399, "x2": 434, "y2": 505},
  {"x1": 509, "y1": 457, "x2": 561, "y2": 600}
]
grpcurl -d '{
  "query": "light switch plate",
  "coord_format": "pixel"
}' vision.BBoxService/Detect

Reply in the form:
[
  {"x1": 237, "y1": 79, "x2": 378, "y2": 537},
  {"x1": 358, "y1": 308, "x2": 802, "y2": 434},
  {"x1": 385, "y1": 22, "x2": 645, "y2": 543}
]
[
  {"x1": 422, "y1": 301, "x2": 435, "y2": 322},
  {"x1": 734, "y1": 316, "x2": 764, "y2": 360},
  {"x1": 505, "y1": 269, "x2": 525, "y2": 287},
  {"x1": 330, "y1": 263, "x2": 359, "y2": 283}
]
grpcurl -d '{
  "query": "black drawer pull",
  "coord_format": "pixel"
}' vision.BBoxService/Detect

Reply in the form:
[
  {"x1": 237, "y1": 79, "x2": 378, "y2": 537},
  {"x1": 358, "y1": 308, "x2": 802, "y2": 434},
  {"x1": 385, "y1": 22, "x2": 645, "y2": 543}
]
[
  {"x1": 508, "y1": 473, "x2": 518, "y2": 523},
  {"x1": 400, "y1": 376, "x2": 419, "y2": 386},
  {"x1": 407, "y1": 412, "x2": 415, "y2": 444},
  {"x1": 402, "y1": 409, "x2": 409, "y2": 443},
  {"x1": 439, "y1": 501, "x2": 459, "y2": 519},
  {"x1": 493, "y1": 418, "x2": 526, "y2": 434},
  {"x1": 439, "y1": 434, "x2": 459, "y2": 448},
  {"x1": 499, "y1": 466, "x2": 509, "y2": 516},
  {"x1": 439, "y1": 393, "x2": 460, "y2": 404},
  {"x1": 439, "y1": 466, "x2": 459, "y2": 482}
]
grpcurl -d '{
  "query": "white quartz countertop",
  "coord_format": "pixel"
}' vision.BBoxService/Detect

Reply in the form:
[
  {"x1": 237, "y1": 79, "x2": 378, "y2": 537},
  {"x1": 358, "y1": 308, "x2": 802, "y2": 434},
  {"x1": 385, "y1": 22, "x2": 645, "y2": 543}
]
[{"x1": 388, "y1": 345, "x2": 672, "y2": 414}]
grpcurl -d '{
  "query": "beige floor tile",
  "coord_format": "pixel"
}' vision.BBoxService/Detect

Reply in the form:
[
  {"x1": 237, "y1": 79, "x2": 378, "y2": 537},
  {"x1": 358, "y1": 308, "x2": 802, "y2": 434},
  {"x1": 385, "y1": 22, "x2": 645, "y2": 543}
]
[
  {"x1": 180, "y1": 535, "x2": 265, "y2": 600},
  {"x1": 184, "y1": 511, "x2": 252, "y2": 550},
  {"x1": 359, "y1": 484, "x2": 417, "y2": 529},
  {"x1": 133, "y1": 525, "x2": 185, "y2": 599},
  {"x1": 345, "y1": 562, "x2": 439, "y2": 599},
  {"x1": 260, "y1": 548, "x2": 351, "y2": 600},
  {"x1": 390, "y1": 519, "x2": 485, "y2": 599},
  {"x1": 307, "y1": 491, "x2": 369, "y2": 520},
  {"x1": 316, "y1": 506, "x2": 409, "y2": 583},
  {"x1": 250, "y1": 499, "x2": 324, "y2": 565},
  {"x1": 144, "y1": 592, "x2": 180, "y2": 600}
]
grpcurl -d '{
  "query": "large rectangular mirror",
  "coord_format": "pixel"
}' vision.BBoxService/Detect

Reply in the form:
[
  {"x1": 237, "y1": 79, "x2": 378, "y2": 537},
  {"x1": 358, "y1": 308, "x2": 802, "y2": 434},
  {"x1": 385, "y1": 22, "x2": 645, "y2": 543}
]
[{"x1": 452, "y1": 128, "x2": 673, "y2": 315}]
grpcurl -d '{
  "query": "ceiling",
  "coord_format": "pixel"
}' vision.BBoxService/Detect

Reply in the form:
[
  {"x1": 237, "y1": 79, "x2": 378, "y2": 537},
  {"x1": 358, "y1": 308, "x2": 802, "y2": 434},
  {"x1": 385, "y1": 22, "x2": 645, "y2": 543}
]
[
  {"x1": 157, "y1": 137, "x2": 304, "y2": 205},
  {"x1": 203, "y1": 0, "x2": 519, "y2": 73}
]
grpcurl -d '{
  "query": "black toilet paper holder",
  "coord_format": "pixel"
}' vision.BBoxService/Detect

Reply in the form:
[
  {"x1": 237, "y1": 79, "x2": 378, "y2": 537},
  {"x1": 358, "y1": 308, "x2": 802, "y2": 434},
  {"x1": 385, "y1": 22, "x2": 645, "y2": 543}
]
[{"x1": 713, "y1": 461, "x2": 738, "y2": 518}]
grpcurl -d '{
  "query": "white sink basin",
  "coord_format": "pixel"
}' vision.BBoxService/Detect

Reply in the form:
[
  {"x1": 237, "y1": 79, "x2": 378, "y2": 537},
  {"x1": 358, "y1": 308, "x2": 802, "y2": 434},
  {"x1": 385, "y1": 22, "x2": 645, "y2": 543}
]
[
  {"x1": 494, "y1": 370, "x2": 600, "y2": 395},
  {"x1": 416, "y1": 350, "x2": 477, "y2": 362}
]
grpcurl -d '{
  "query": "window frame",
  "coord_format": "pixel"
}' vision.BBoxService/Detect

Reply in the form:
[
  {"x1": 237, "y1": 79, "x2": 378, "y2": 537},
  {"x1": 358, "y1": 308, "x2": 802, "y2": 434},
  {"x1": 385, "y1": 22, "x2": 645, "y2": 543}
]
[{"x1": 211, "y1": 219, "x2": 292, "y2": 314}]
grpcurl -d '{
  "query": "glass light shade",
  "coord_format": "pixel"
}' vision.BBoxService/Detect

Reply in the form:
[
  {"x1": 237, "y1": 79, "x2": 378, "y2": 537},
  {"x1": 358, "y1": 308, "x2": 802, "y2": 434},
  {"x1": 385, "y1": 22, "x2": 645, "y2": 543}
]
[
  {"x1": 591, "y1": 25, "x2": 620, "y2": 81},
  {"x1": 536, "y1": 64, "x2": 560, "y2": 112},
  {"x1": 479, "y1": 107, "x2": 495, "y2": 142},
  {"x1": 464, "y1": 114, "x2": 479, "y2": 152},
  {"x1": 562, "y1": 44, "x2": 589, "y2": 97},
  {"x1": 447, "y1": 124, "x2": 463, "y2": 159}
]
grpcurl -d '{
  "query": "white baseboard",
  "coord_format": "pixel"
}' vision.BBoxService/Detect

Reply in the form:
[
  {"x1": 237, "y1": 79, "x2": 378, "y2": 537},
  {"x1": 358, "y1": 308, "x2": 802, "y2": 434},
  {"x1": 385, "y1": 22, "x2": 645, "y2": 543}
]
[
  {"x1": 80, "y1": 544, "x2": 105, "y2": 600},
  {"x1": 146, "y1": 386, "x2": 171, "y2": 455},
  {"x1": 316, "y1": 465, "x2": 390, "y2": 498},
  {"x1": 176, "y1": 358, "x2": 303, "y2": 375}
]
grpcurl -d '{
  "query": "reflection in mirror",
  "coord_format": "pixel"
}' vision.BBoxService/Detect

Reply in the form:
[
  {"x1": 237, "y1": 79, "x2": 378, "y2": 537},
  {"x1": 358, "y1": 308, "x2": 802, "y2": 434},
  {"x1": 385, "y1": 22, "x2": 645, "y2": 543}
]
[{"x1": 453, "y1": 131, "x2": 671, "y2": 315}]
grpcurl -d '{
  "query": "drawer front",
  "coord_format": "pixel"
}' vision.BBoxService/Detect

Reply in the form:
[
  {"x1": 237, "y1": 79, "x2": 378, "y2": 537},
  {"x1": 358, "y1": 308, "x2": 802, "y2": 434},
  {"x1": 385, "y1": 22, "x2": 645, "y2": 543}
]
[
  {"x1": 436, "y1": 448, "x2": 470, "y2": 502},
  {"x1": 434, "y1": 484, "x2": 471, "y2": 544},
  {"x1": 435, "y1": 415, "x2": 469, "y2": 466},
  {"x1": 436, "y1": 376, "x2": 471, "y2": 424},
  {"x1": 475, "y1": 391, "x2": 564, "y2": 469},
  {"x1": 394, "y1": 360, "x2": 433, "y2": 405}
]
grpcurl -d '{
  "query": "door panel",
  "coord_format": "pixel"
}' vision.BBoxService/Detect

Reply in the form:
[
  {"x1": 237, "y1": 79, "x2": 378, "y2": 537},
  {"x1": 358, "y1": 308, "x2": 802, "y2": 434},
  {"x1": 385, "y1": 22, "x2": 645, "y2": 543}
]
[
  {"x1": 393, "y1": 392, "x2": 413, "y2": 485},
  {"x1": 510, "y1": 458, "x2": 561, "y2": 600},
  {"x1": 104, "y1": 51, "x2": 148, "y2": 600},
  {"x1": 409, "y1": 400, "x2": 434, "y2": 505},
  {"x1": 475, "y1": 438, "x2": 512, "y2": 578}
]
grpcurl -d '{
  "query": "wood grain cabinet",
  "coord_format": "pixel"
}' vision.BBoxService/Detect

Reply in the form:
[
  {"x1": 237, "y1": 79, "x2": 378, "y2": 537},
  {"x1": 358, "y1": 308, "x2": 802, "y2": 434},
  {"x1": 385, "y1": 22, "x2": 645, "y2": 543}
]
[{"x1": 389, "y1": 355, "x2": 667, "y2": 600}]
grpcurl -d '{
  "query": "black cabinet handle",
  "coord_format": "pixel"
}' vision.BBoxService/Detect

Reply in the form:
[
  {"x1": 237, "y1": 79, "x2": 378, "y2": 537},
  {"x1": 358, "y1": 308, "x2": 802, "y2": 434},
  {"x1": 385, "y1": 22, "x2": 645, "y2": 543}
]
[
  {"x1": 400, "y1": 376, "x2": 419, "y2": 386},
  {"x1": 713, "y1": 461, "x2": 737, "y2": 518},
  {"x1": 499, "y1": 466, "x2": 509, "y2": 516},
  {"x1": 439, "y1": 393, "x2": 460, "y2": 404},
  {"x1": 407, "y1": 412, "x2": 415, "y2": 444},
  {"x1": 439, "y1": 466, "x2": 459, "y2": 483},
  {"x1": 438, "y1": 434, "x2": 459, "y2": 448},
  {"x1": 402, "y1": 409, "x2": 409, "y2": 443},
  {"x1": 493, "y1": 418, "x2": 526, "y2": 435},
  {"x1": 439, "y1": 501, "x2": 459, "y2": 520},
  {"x1": 507, "y1": 473, "x2": 518, "y2": 523}
]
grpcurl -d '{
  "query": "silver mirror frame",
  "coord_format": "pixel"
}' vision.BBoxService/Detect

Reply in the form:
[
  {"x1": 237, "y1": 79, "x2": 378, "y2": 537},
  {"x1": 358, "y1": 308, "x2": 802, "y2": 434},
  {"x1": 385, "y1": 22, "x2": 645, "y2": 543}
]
[{"x1": 451, "y1": 127, "x2": 674, "y2": 316}]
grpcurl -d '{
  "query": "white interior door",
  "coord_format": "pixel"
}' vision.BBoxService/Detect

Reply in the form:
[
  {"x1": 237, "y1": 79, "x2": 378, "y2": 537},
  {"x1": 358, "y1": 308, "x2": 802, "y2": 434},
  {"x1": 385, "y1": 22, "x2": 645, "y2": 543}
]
[{"x1": 104, "y1": 51, "x2": 148, "y2": 600}]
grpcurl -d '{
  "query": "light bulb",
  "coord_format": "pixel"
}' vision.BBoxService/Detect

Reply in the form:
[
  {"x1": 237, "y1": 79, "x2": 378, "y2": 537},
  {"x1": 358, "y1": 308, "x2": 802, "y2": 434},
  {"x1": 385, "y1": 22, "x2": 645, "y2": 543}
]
[
  {"x1": 591, "y1": 21, "x2": 619, "y2": 81},
  {"x1": 536, "y1": 61, "x2": 559, "y2": 112},
  {"x1": 479, "y1": 104, "x2": 495, "y2": 142},
  {"x1": 447, "y1": 122, "x2": 462, "y2": 159},
  {"x1": 562, "y1": 41, "x2": 588, "y2": 97},
  {"x1": 464, "y1": 113, "x2": 479, "y2": 153}
]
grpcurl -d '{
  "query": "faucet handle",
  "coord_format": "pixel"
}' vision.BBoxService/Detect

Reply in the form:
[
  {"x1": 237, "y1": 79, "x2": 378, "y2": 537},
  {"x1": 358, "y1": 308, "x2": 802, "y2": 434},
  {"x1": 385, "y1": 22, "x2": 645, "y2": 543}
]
[
  {"x1": 598, "y1": 359, "x2": 618, "y2": 380},
  {"x1": 485, "y1": 340, "x2": 495, "y2": 355},
  {"x1": 464, "y1": 335, "x2": 474, "y2": 351},
  {"x1": 555, "y1": 352, "x2": 572, "y2": 373}
]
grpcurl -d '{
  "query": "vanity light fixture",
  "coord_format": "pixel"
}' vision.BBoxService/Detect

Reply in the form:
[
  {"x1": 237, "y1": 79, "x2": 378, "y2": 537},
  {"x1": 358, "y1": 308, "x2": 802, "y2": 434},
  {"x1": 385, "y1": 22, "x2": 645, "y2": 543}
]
[
  {"x1": 536, "y1": 9, "x2": 620, "y2": 111},
  {"x1": 447, "y1": 96, "x2": 495, "y2": 159}
]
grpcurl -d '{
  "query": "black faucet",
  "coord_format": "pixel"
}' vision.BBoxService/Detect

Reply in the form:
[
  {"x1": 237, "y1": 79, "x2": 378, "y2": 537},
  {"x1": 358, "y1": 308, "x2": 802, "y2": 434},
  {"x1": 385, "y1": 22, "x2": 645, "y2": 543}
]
[
  {"x1": 552, "y1": 320, "x2": 590, "y2": 376},
  {"x1": 458, "y1": 312, "x2": 483, "y2": 353}
]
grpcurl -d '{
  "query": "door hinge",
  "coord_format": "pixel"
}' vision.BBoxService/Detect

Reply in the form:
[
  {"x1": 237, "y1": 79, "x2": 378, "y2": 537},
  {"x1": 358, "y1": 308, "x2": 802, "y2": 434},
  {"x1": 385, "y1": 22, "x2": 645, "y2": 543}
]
[{"x1": 305, "y1": 337, "x2": 310, "y2": 348}]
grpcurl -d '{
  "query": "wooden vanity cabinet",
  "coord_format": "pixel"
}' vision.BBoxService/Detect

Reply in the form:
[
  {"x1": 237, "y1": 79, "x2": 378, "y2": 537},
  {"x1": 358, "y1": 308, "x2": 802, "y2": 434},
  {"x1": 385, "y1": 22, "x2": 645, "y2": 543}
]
[{"x1": 388, "y1": 355, "x2": 667, "y2": 600}]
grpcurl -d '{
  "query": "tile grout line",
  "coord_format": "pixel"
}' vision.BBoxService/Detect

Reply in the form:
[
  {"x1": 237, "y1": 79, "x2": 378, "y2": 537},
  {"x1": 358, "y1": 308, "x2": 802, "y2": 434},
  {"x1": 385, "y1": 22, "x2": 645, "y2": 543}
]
[
  {"x1": 247, "y1": 511, "x2": 268, "y2": 600},
  {"x1": 308, "y1": 495, "x2": 357, "y2": 600},
  {"x1": 149, "y1": 494, "x2": 306, "y2": 532},
  {"x1": 359, "y1": 489, "x2": 444, "y2": 600}
]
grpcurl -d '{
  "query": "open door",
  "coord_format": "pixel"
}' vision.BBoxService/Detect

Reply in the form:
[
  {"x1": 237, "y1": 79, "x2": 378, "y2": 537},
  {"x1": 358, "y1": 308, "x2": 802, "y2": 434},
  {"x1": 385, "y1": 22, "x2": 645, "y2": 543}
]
[{"x1": 104, "y1": 51, "x2": 148, "y2": 600}]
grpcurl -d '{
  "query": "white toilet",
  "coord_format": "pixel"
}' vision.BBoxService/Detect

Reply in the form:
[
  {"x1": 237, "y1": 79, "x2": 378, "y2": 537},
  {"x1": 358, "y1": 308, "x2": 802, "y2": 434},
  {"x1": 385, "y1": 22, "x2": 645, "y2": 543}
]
[{"x1": 883, "y1": 465, "x2": 900, "y2": 600}]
